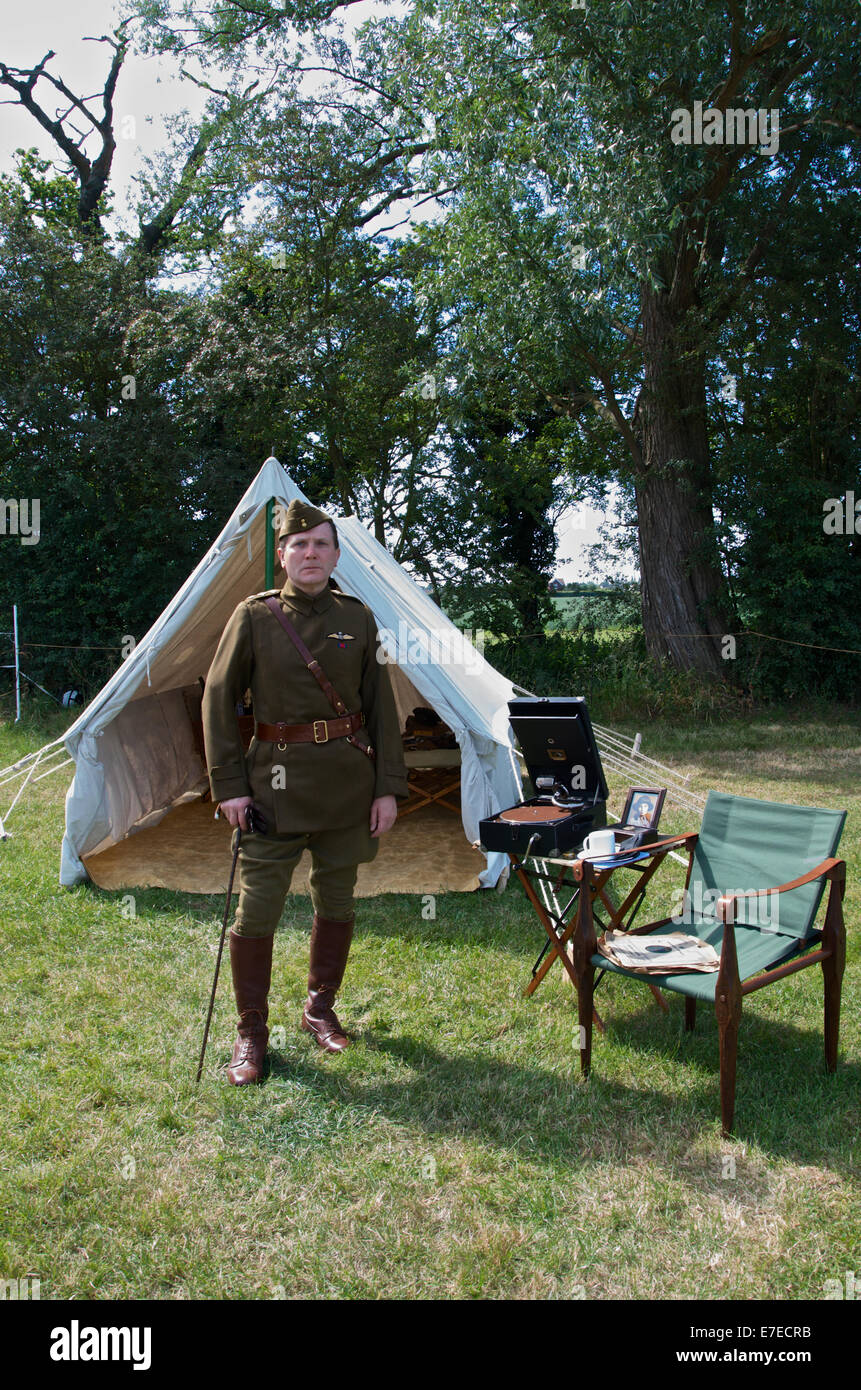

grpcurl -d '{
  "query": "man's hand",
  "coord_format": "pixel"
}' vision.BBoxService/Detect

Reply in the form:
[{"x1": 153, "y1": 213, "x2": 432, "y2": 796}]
[
  {"x1": 369, "y1": 795, "x2": 397, "y2": 838},
  {"x1": 218, "y1": 796, "x2": 253, "y2": 830}
]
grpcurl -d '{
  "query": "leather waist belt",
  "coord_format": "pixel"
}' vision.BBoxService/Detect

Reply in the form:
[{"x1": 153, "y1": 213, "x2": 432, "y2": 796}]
[{"x1": 255, "y1": 712, "x2": 364, "y2": 748}]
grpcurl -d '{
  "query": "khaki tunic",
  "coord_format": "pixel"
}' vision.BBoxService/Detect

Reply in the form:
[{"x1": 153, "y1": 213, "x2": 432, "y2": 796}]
[{"x1": 202, "y1": 578, "x2": 408, "y2": 834}]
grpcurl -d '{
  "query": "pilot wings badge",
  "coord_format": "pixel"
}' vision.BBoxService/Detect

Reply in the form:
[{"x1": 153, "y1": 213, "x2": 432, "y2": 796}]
[{"x1": 327, "y1": 631, "x2": 355, "y2": 649}]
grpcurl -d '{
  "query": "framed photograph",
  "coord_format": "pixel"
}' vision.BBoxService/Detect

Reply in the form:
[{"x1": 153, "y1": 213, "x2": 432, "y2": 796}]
[{"x1": 620, "y1": 786, "x2": 666, "y2": 830}]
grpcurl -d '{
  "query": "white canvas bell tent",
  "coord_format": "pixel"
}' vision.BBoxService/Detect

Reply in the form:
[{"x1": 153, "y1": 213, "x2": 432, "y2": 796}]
[{"x1": 57, "y1": 456, "x2": 524, "y2": 892}]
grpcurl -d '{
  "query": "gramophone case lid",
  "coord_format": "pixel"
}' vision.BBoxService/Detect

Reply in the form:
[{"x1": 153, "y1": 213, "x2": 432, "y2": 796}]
[{"x1": 507, "y1": 697, "x2": 609, "y2": 801}]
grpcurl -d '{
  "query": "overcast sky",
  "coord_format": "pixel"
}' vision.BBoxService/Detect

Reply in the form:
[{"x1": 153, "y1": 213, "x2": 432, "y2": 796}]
[{"x1": 1, "y1": 2, "x2": 630, "y2": 581}]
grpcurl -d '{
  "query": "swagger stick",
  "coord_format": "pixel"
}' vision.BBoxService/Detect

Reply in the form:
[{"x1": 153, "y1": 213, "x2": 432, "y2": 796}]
[{"x1": 195, "y1": 825, "x2": 243, "y2": 1084}]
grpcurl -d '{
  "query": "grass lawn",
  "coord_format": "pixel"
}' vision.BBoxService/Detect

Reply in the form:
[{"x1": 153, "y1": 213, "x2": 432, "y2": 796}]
[{"x1": 1, "y1": 708, "x2": 858, "y2": 1300}]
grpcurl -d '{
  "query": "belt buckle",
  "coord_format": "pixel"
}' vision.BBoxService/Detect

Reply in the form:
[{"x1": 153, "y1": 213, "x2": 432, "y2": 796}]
[
  {"x1": 313, "y1": 719, "x2": 329, "y2": 744},
  {"x1": 277, "y1": 722, "x2": 288, "y2": 752}
]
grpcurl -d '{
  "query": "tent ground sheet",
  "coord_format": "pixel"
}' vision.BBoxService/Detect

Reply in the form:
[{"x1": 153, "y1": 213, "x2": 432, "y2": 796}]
[{"x1": 82, "y1": 798, "x2": 484, "y2": 895}]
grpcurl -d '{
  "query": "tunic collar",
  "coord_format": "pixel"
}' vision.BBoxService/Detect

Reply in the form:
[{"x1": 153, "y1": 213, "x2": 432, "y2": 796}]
[{"x1": 279, "y1": 577, "x2": 335, "y2": 616}]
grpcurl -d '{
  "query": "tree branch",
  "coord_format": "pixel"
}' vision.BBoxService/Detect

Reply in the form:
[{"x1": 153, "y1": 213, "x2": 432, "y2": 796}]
[
  {"x1": 0, "y1": 36, "x2": 127, "y2": 225},
  {"x1": 137, "y1": 99, "x2": 252, "y2": 256},
  {"x1": 705, "y1": 141, "x2": 815, "y2": 330}
]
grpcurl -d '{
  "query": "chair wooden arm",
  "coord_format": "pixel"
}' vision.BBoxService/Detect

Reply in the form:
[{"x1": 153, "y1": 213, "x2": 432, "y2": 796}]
[
  {"x1": 715, "y1": 856, "x2": 846, "y2": 1014},
  {"x1": 716, "y1": 857, "x2": 845, "y2": 923}
]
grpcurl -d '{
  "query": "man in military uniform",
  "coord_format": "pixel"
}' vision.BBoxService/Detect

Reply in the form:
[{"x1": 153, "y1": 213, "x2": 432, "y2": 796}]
[{"x1": 202, "y1": 499, "x2": 408, "y2": 1084}]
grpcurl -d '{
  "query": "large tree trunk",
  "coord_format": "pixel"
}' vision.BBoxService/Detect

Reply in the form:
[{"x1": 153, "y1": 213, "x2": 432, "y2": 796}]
[{"x1": 636, "y1": 278, "x2": 733, "y2": 678}]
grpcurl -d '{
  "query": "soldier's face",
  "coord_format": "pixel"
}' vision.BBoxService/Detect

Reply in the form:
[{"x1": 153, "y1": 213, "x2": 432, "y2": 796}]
[{"x1": 278, "y1": 523, "x2": 340, "y2": 595}]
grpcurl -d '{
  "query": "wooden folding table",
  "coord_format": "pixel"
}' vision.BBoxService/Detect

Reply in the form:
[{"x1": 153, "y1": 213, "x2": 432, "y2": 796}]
[{"x1": 511, "y1": 839, "x2": 684, "y2": 1018}]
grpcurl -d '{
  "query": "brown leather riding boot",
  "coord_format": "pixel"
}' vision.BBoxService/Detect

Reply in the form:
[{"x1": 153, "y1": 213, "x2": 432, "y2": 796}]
[
  {"x1": 227, "y1": 930, "x2": 274, "y2": 1085},
  {"x1": 301, "y1": 912, "x2": 355, "y2": 1053}
]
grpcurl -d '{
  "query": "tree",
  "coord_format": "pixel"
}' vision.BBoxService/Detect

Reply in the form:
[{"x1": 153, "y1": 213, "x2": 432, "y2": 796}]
[
  {"x1": 0, "y1": 159, "x2": 202, "y2": 697},
  {"x1": 438, "y1": 379, "x2": 580, "y2": 634},
  {"x1": 713, "y1": 169, "x2": 861, "y2": 698},
  {"x1": 0, "y1": 23, "x2": 261, "y2": 263},
  {"x1": 360, "y1": 0, "x2": 860, "y2": 676},
  {"x1": 7, "y1": 0, "x2": 857, "y2": 702},
  {"x1": 122, "y1": 88, "x2": 448, "y2": 547}
]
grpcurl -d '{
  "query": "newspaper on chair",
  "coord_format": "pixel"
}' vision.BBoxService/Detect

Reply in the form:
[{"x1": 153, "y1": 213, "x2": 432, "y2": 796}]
[{"x1": 597, "y1": 930, "x2": 720, "y2": 973}]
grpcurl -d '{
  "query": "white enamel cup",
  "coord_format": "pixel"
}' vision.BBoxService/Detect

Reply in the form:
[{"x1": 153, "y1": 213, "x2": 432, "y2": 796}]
[{"x1": 582, "y1": 828, "x2": 616, "y2": 859}]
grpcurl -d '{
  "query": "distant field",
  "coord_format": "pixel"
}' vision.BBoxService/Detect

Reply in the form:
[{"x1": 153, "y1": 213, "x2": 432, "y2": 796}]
[{"x1": 548, "y1": 589, "x2": 638, "y2": 626}]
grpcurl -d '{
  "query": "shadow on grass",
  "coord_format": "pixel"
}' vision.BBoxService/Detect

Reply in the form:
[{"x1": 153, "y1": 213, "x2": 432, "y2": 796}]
[
  {"x1": 258, "y1": 1005, "x2": 860, "y2": 1175},
  {"x1": 260, "y1": 1037, "x2": 695, "y2": 1163},
  {"x1": 87, "y1": 885, "x2": 858, "y2": 1167},
  {"x1": 585, "y1": 990, "x2": 861, "y2": 1157}
]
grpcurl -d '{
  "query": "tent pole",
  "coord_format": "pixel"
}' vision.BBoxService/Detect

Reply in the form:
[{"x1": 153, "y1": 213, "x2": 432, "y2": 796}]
[
  {"x1": 265, "y1": 499, "x2": 275, "y2": 589},
  {"x1": 13, "y1": 605, "x2": 20, "y2": 723}
]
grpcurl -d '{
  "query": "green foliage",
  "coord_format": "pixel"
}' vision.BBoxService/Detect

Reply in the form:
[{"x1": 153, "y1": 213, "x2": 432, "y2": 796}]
[
  {"x1": 367, "y1": 0, "x2": 860, "y2": 674},
  {"x1": 436, "y1": 386, "x2": 574, "y2": 633},
  {"x1": 0, "y1": 176, "x2": 203, "y2": 697},
  {"x1": 484, "y1": 626, "x2": 745, "y2": 720},
  {"x1": 127, "y1": 0, "x2": 338, "y2": 57},
  {"x1": 711, "y1": 160, "x2": 861, "y2": 701},
  {"x1": 6, "y1": 149, "x2": 83, "y2": 232},
  {"x1": 2, "y1": 2, "x2": 859, "y2": 705}
]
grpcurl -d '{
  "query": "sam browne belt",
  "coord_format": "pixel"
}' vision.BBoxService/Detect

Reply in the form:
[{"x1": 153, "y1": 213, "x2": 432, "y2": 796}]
[
  {"x1": 262, "y1": 597, "x2": 375, "y2": 760},
  {"x1": 255, "y1": 713, "x2": 364, "y2": 748}
]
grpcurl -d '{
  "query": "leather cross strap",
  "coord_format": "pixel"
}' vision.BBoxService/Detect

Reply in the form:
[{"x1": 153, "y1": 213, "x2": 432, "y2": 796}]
[
  {"x1": 263, "y1": 597, "x2": 375, "y2": 761},
  {"x1": 264, "y1": 597, "x2": 348, "y2": 714}
]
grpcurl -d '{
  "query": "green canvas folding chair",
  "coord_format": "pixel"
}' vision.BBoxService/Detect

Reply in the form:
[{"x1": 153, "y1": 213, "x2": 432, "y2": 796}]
[{"x1": 571, "y1": 791, "x2": 848, "y2": 1136}]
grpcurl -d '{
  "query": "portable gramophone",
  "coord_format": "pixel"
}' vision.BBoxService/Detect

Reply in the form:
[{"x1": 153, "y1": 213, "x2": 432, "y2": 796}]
[{"x1": 479, "y1": 697, "x2": 609, "y2": 856}]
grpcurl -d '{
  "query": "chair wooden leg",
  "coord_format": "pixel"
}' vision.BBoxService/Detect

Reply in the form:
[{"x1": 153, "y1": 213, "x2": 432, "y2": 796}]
[
  {"x1": 823, "y1": 962, "x2": 844, "y2": 1072},
  {"x1": 577, "y1": 968, "x2": 595, "y2": 1076},
  {"x1": 685, "y1": 997, "x2": 696, "y2": 1032},
  {"x1": 715, "y1": 922, "x2": 743, "y2": 1138},
  {"x1": 717, "y1": 1005, "x2": 741, "y2": 1139},
  {"x1": 821, "y1": 877, "x2": 846, "y2": 1072},
  {"x1": 571, "y1": 866, "x2": 598, "y2": 1077},
  {"x1": 648, "y1": 982, "x2": 670, "y2": 1013}
]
